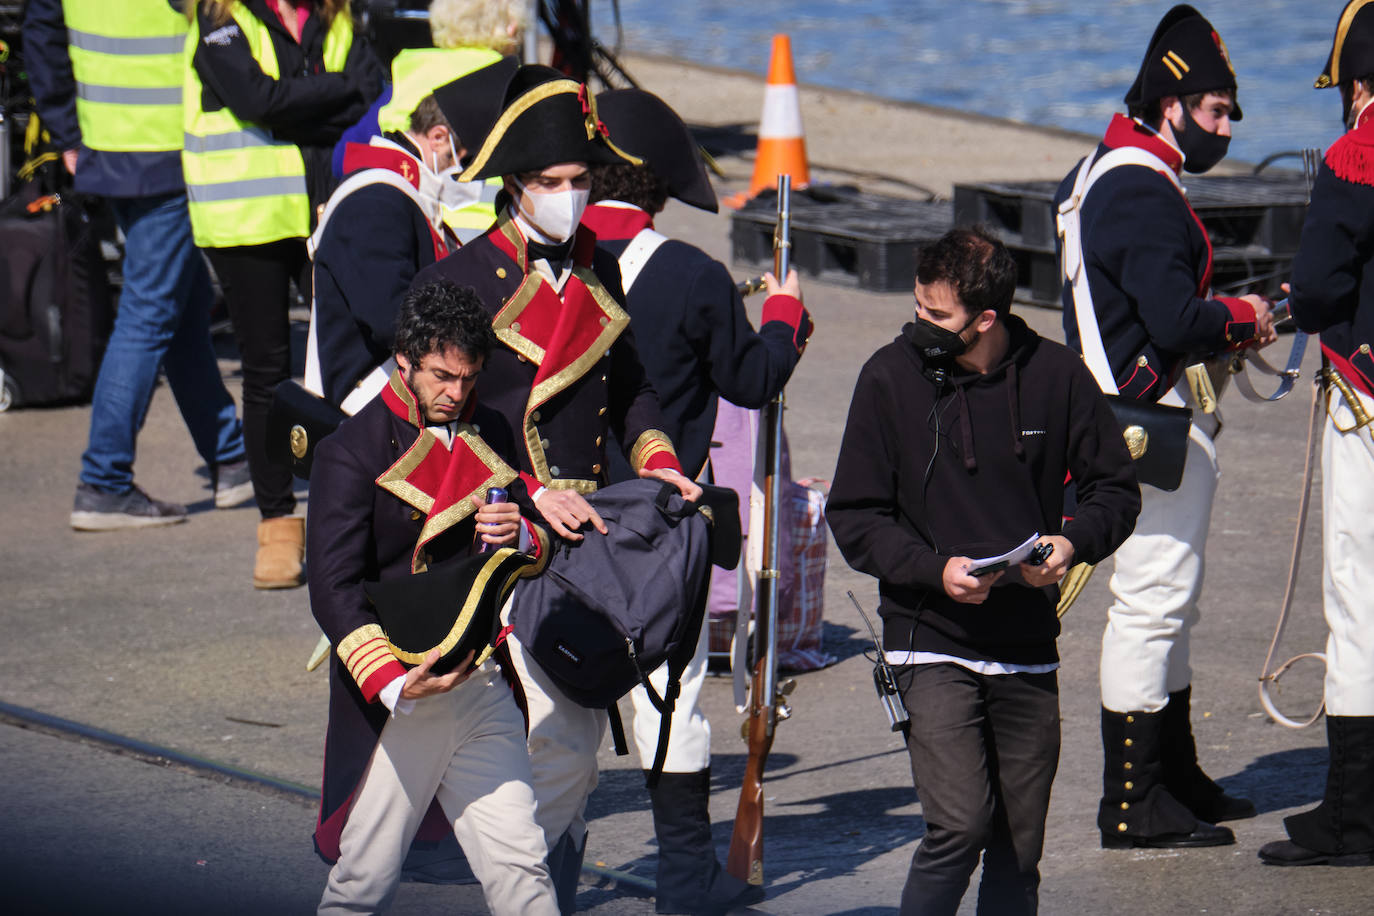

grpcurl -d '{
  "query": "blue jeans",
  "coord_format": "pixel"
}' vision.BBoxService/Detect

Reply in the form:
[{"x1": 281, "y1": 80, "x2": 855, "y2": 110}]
[{"x1": 79, "y1": 192, "x2": 245, "y2": 493}]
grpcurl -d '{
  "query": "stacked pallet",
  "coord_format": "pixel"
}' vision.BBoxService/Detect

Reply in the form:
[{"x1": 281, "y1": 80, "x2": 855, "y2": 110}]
[
  {"x1": 730, "y1": 186, "x2": 952, "y2": 293},
  {"x1": 953, "y1": 173, "x2": 1309, "y2": 306}
]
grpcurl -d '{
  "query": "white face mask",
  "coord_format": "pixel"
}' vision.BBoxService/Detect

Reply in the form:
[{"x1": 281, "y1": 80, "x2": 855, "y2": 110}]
[
  {"x1": 513, "y1": 178, "x2": 589, "y2": 245},
  {"x1": 415, "y1": 132, "x2": 478, "y2": 212}
]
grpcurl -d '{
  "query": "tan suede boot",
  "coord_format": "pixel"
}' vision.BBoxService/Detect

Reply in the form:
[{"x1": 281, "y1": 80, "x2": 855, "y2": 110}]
[{"x1": 254, "y1": 516, "x2": 305, "y2": 589}]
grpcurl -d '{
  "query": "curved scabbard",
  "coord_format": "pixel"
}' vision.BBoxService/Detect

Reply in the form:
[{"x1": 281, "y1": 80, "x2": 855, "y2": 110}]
[
  {"x1": 1233, "y1": 330, "x2": 1310, "y2": 403},
  {"x1": 1257, "y1": 371, "x2": 1327, "y2": 729}
]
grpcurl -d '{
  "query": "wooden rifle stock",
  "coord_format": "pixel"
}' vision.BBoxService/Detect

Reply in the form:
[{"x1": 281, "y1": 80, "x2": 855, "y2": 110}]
[{"x1": 726, "y1": 175, "x2": 792, "y2": 886}]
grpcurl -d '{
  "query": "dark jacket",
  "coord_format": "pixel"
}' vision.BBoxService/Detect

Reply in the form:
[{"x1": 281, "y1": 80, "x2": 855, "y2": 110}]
[
  {"x1": 306, "y1": 383, "x2": 538, "y2": 863},
  {"x1": 826, "y1": 315, "x2": 1140, "y2": 665},
  {"x1": 313, "y1": 137, "x2": 444, "y2": 404},
  {"x1": 22, "y1": 0, "x2": 185, "y2": 197},
  {"x1": 1054, "y1": 115, "x2": 1258, "y2": 402},
  {"x1": 1290, "y1": 117, "x2": 1374, "y2": 399},
  {"x1": 584, "y1": 203, "x2": 810, "y2": 480},
  {"x1": 412, "y1": 213, "x2": 679, "y2": 491},
  {"x1": 189, "y1": 0, "x2": 384, "y2": 215}
]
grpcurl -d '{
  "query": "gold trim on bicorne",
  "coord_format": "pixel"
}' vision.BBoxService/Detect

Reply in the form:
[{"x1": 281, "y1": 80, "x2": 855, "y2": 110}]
[
  {"x1": 387, "y1": 372, "x2": 421, "y2": 427},
  {"x1": 458, "y1": 78, "x2": 583, "y2": 182},
  {"x1": 412, "y1": 428, "x2": 518, "y2": 571},
  {"x1": 337, "y1": 623, "x2": 397, "y2": 691},
  {"x1": 1323, "y1": 0, "x2": 1374, "y2": 87},
  {"x1": 522, "y1": 526, "x2": 553, "y2": 576},
  {"x1": 521, "y1": 267, "x2": 630, "y2": 485},
  {"x1": 375, "y1": 430, "x2": 440, "y2": 514},
  {"x1": 386, "y1": 547, "x2": 531, "y2": 669},
  {"x1": 629, "y1": 428, "x2": 679, "y2": 472}
]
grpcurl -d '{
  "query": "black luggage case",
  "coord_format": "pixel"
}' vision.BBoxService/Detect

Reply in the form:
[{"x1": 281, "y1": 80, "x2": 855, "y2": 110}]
[{"x1": 0, "y1": 185, "x2": 114, "y2": 410}]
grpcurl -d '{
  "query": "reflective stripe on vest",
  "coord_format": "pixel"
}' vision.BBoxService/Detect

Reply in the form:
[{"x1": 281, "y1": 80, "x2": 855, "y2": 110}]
[
  {"x1": 182, "y1": 8, "x2": 352, "y2": 248},
  {"x1": 376, "y1": 47, "x2": 502, "y2": 134},
  {"x1": 64, "y1": 0, "x2": 188, "y2": 152}
]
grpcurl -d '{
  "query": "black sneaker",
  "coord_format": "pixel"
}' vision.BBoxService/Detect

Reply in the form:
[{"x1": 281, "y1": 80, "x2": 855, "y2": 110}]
[
  {"x1": 71, "y1": 483, "x2": 188, "y2": 531},
  {"x1": 211, "y1": 459, "x2": 254, "y2": 509}
]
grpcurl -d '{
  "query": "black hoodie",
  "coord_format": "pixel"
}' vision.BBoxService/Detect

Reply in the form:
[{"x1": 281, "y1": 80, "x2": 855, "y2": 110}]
[{"x1": 827, "y1": 314, "x2": 1140, "y2": 665}]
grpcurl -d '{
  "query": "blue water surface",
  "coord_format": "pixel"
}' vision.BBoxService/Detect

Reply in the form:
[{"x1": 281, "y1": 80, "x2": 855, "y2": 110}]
[{"x1": 592, "y1": 1, "x2": 1344, "y2": 164}]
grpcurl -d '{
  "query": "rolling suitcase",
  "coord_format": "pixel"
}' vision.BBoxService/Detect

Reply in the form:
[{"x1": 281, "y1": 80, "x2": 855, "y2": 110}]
[{"x1": 0, "y1": 183, "x2": 113, "y2": 410}]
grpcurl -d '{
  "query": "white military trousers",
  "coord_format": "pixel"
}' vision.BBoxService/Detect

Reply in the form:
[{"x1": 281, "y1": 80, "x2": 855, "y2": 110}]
[
  {"x1": 630, "y1": 610, "x2": 712, "y2": 773},
  {"x1": 318, "y1": 665, "x2": 558, "y2": 916},
  {"x1": 1321, "y1": 385, "x2": 1374, "y2": 716},
  {"x1": 1100, "y1": 422, "x2": 1220, "y2": 713},
  {"x1": 501, "y1": 602, "x2": 608, "y2": 850}
]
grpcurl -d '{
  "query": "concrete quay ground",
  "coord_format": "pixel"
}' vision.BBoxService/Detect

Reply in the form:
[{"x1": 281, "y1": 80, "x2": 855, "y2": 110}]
[{"x1": 0, "y1": 53, "x2": 1360, "y2": 914}]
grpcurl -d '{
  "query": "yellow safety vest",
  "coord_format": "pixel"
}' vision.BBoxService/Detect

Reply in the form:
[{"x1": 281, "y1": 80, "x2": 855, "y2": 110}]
[
  {"x1": 182, "y1": 7, "x2": 351, "y2": 248},
  {"x1": 373, "y1": 47, "x2": 502, "y2": 240},
  {"x1": 376, "y1": 46, "x2": 501, "y2": 134},
  {"x1": 64, "y1": 0, "x2": 188, "y2": 153}
]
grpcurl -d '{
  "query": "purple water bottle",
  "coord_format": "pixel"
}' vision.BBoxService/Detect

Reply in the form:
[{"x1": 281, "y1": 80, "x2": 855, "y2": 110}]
[{"x1": 479, "y1": 487, "x2": 508, "y2": 552}]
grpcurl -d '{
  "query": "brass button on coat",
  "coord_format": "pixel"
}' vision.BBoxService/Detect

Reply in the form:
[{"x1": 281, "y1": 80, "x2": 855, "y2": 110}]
[
  {"x1": 551, "y1": 466, "x2": 561, "y2": 476},
  {"x1": 592, "y1": 463, "x2": 601, "y2": 474},
  {"x1": 496, "y1": 267, "x2": 507, "y2": 278},
  {"x1": 410, "y1": 509, "x2": 422, "y2": 521}
]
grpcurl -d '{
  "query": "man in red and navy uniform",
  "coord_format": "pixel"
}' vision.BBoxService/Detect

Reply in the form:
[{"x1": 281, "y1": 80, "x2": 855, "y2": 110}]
[
  {"x1": 1053, "y1": 5, "x2": 1277, "y2": 851},
  {"x1": 308, "y1": 281, "x2": 557, "y2": 915},
  {"x1": 411, "y1": 65, "x2": 702, "y2": 913},
  {"x1": 308, "y1": 59, "x2": 516, "y2": 412},
  {"x1": 582, "y1": 88, "x2": 810, "y2": 915},
  {"x1": 1259, "y1": 0, "x2": 1374, "y2": 869}
]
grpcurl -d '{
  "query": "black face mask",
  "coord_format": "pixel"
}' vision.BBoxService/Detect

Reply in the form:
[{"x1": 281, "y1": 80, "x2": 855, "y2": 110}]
[
  {"x1": 1174, "y1": 107, "x2": 1230, "y2": 174},
  {"x1": 905, "y1": 313, "x2": 978, "y2": 362}
]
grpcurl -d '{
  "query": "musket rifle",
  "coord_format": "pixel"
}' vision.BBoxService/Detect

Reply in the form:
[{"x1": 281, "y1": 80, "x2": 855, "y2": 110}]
[{"x1": 726, "y1": 175, "x2": 794, "y2": 887}]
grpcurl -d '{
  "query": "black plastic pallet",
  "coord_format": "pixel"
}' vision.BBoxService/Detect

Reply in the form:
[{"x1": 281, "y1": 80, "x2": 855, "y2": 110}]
[
  {"x1": 1016, "y1": 244, "x2": 1292, "y2": 308},
  {"x1": 953, "y1": 173, "x2": 1309, "y2": 255},
  {"x1": 731, "y1": 187, "x2": 952, "y2": 293}
]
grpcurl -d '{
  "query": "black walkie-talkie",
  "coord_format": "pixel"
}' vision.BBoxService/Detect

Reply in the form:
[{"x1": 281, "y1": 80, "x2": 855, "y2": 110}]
[{"x1": 847, "y1": 591, "x2": 910, "y2": 732}]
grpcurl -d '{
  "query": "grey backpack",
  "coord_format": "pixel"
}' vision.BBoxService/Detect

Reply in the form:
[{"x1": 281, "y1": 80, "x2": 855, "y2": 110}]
[{"x1": 510, "y1": 478, "x2": 725, "y2": 783}]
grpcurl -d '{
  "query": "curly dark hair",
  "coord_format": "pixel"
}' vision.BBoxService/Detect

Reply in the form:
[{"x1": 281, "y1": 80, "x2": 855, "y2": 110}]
[
  {"x1": 916, "y1": 226, "x2": 1017, "y2": 318},
  {"x1": 589, "y1": 162, "x2": 670, "y2": 213},
  {"x1": 394, "y1": 281, "x2": 497, "y2": 368}
]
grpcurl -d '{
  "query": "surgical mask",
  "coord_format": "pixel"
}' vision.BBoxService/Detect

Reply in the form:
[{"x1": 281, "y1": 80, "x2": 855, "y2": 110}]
[
  {"x1": 905, "y1": 312, "x2": 979, "y2": 362},
  {"x1": 1174, "y1": 107, "x2": 1231, "y2": 174},
  {"x1": 513, "y1": 178, "x2": 590, "y2": 245},
  {"x1": 418, "y1": 134, "x2": 475, "y2": 212}
]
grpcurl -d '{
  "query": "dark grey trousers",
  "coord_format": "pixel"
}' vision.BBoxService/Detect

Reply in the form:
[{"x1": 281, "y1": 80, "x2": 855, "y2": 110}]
[{"x1": 896, "y1": 664, "x2": 1060, "y2": 916}]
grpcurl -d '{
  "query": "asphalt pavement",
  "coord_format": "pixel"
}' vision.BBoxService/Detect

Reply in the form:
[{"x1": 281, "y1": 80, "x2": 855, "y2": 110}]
[{"x1": 0, "y1": 55, "x2": 1366, "y2": 915}]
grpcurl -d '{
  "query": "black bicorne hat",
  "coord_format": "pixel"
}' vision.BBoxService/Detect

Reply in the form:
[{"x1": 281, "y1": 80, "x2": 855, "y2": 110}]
[
  {"x1": 1123, "y1": 4, "x2": 1242, "y2": 120},
  {"x1": 1316, "y1": 0, "x2": 1374, "y2": 89},
  {"x1": 457, "y1": 64, "x2": 641, "y2": 182},
  {"x1": 594, "y1": 89, "x2": 718, "y2": 213},
  {"x1": 363, "y1": 548, "x2": 536, "y2": 675},
  {"x1": 431, "y1": 55, "x2": 519, "y2": 158}
]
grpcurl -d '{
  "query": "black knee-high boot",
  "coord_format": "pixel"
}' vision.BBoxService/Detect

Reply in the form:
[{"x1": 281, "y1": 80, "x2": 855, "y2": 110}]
[
  {"x1": 1098, "y1": 707, "x2": 1233, "y2": 848},
  {"x1": 1259, "y1": 716, "x2": 1374, "y2": 866},
  {"x1": 648, "y1": 770, "x2": 765, "y2": 915},
  {"x1": 1161, "y1": 686, "x2": 1257, "y2": 822}
]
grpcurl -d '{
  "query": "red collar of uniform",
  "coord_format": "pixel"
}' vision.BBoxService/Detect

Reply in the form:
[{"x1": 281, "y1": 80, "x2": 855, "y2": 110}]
[
  {"x1": 580, "y1": 202, "x2": 654, "y2": 241},
  {"x1": 340, "y1": 143, "x2": 423, "y2": 189},
  {"x1": 489, "y1": 208, "x2": 598, "y2": 272},
  {"x1": 1102, "y1": 113, "x2": 1184, "y2": 174},
  {"x1": 376, "y1": 370, "x2": 513, "y2": 571}
]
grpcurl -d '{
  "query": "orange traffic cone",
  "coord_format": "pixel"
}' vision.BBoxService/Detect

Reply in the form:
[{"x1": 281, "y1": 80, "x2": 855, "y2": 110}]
[{"x1": 727, "y1": 34, "x2": 810, "y2": 207}]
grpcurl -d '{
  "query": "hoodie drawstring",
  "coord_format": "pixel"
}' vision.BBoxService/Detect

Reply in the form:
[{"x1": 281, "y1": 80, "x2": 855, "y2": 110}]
[{"x1": 1007, "y1": 361, "x2": 1025, "y2": 459}]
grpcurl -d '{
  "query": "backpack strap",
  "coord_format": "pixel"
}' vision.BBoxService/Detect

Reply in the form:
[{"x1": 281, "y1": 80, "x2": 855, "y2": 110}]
[
  {"x1": 607, "y1": 703, "x2": 630, "y2": 757},
  {"x1": 639, "y1": 547, "x2": 711, "y2": 788}
]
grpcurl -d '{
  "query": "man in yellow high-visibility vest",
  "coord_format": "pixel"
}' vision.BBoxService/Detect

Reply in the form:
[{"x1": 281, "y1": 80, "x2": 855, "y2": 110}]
[{"x1": 24, "y1": 0, "x2": 251, "y2": 529}]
